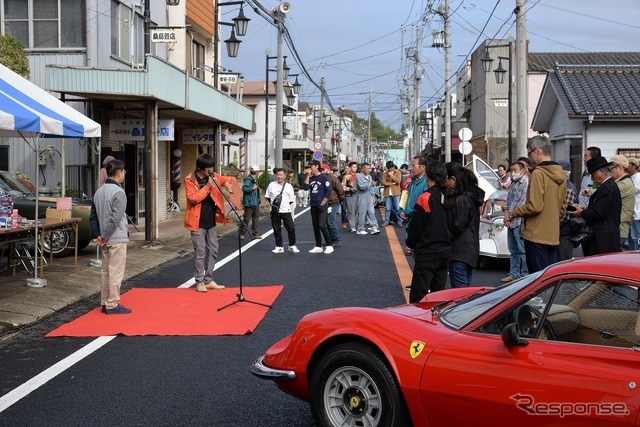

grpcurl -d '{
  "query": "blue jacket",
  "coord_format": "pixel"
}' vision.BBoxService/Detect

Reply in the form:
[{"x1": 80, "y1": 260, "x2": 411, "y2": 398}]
[
  {"x1": 242, "y1": 175, "x2": 260, "y2": 208},
  {"x1": 301, "y1": 173, "x2": 331, "y2": 207},
  {"x1": 399, "y1": 174, "x2": 427, "y2": 227}
]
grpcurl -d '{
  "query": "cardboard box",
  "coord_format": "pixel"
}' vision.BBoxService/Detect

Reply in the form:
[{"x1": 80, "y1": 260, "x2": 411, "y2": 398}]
[{"x1": 46, "y1": 208, "x2": 72, "y2": 220}]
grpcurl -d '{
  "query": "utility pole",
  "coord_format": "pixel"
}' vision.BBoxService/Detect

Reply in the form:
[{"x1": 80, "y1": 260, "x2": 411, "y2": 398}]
[
  {"x1": 444, "y1": 0, "x2": 451, "y2": 162},
  {"x1": 516, "y1": 0, "x2": 528, "y2": 158},
  {"x1": 274, "y1": 14, "x2": 285, "y2": 168},
  {"x1": 367, "y1": 90, "x2": 373, "y2": 163},
  {"x1": 412, "y1": 23, "x2": 422, "y2": 158},
  {"x1": 320, "y1": 76, "x2": 325, "y2": 162}
]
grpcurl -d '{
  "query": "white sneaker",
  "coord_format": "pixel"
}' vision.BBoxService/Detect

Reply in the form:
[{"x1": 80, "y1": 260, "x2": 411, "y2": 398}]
[
  {"x1": 350, "y1": 228, "x2": 356, "y2": 233},
  {"x1": 324, "y1": 246, "x2": 334, "y2": 254},
  {"x1": 309, "y1": 246, "x2": 324, "y2": 253},
  {"x1": 272, "y1": 247, "x2": 284, "y2": 253},
  {"x1": 356, "y1": 230, "x2": 368, "y2": 235},
  {"x1": 370, "y1": 229, "x2": 380, "y2": 235},
  {"x1": 288, "y1": 245, "x2": 300, "y2": 253}
]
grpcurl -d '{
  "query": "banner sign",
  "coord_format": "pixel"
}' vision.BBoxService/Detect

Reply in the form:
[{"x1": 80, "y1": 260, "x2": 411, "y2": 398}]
[
  {"x1": 151, "y1": 29, "x2": 177, "y2": 43},
  {"x1": 109, "y1": 119, "x2": 174, "y2": 141},
  {"x1": 183, "y1": 128, "x2": 215, "y2": 144}
]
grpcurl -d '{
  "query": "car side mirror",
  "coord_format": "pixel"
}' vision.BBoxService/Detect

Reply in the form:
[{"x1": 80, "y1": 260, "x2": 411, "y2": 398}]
[{"x1": 501, "y1": 323, "x2": 529, "y2": 347}]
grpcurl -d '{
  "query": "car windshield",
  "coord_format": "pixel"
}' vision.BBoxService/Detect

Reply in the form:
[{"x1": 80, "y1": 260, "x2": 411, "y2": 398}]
[
  {"x1": 440, "y1": 270, "x2": 544, "y2": 329},
  {"x1": 0, "y1": 171, "x2": 31, "y2": 197}
]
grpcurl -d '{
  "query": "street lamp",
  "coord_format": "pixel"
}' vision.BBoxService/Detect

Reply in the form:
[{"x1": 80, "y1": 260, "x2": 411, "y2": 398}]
[
  {"x1": 214, "y1": 2, "x2": 251, "y2": 87},
  {"x1": 289, "y1": 74, "x2": 301, "y2": 95},
  {"x1": 482, "y1": 40, "x2": 514, "y2": 161}
]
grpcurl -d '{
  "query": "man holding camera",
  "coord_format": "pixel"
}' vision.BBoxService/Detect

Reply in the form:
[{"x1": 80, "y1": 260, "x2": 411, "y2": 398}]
[
  {"x1": 184, "y1": 153, "x2": 236, "y2": 292},
  {"x1": 569, "y1": 156, "x2": 621, "y2": 256}
]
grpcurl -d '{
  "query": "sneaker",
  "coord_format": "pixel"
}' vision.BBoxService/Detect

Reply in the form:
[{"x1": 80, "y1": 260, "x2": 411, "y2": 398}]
[
  {"x1": 350, "y1": 228, "x2": 356, "y2": 233},
  {"x1": 342, "y1": 224, "x2": 347, "y2": 229},
  {"x1": 272, "y1": 246, "x2": 285, "y2": 254},
  {"x1": 253, "y1": 234, "x2": 262, "y2": 240},
  {"x1": 324, "y1": 246, "x2": 334, "y2": 254},
  {"x1": 288, "y1": 245, "x2": 300, "y2": 253},
  {"x1": 309, "y1": 246, "x2": 324, "y2": 253},
  {"x1": 405, "y1": 248, "x2": 412, "y2": 256},
  {"x1": 382, "y1": 222, "x2": 390, "y2": 227},
  {"x1": 397, "y1": 222, "x2": 404, "y2": 228},
  {"x1": 196, "y1": 282, "x2": 208, "y2": 293},
  {"x1": 370, "y1": 229, "x2": 380, "y2": 235},
  {"x1": 405, "y1": 285, "x2": 411, "y2": 291},
  {"x1": 500, "y1": 275, "x2": 515, "y2": 283},
  {"x1": 332, "y1": 240, "x2": 341, "y2": 246},
  {"x1": 205, "y1": 281, "x2": 225, "y2": 290},
  {"x1": 239, "y1": 234, "x2": 246, "y2": 240},
  {"x1": 356, "y1": 230, "x2": 368, "y2": 235},
  {"x1": 105, "y1": 305, "x2": 132, "y2": 314}
]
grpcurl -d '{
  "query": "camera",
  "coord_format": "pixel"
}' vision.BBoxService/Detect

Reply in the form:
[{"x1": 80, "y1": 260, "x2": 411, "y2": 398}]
[{"x1": 569, "y1": 217, "x2": 593, "y2": 247}]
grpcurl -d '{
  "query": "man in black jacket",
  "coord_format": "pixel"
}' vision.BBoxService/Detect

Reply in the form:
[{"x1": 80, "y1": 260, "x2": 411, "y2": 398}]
[
  {"x1": 570, "y1": 156, "x2": 622, "y2": 256},
  {"x1": 406, "y1": 160, "x2": 451, "y2": 303}
]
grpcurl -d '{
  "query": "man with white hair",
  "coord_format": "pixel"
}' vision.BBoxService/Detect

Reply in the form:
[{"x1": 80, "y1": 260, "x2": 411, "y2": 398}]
[{"x1": 610, "y1": 154, "x2": 635, "y2": 250}]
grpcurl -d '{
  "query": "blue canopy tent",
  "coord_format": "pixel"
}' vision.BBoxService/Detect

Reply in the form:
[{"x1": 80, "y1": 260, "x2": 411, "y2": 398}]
[{"x1": 0, "y1": 62, "x2": 101, "y2": 286}]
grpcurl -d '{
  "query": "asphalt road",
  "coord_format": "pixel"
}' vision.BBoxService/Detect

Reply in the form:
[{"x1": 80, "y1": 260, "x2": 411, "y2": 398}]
[{"x1": 0, "y1": 208, "x2": 508, "y2": 426}]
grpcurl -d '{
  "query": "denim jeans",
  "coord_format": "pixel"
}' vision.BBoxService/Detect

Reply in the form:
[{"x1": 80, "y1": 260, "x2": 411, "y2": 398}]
[
  {"x1": 384, "y1": 195, "x2": 400, "y2": 223},
  {"x1": 507, "y1": 225, "x2": 528, "y2": 279},
  {"x1": 449, "y1": 261, "x2": 472, "y2": 288},
  {"x1": 629, "y1": 220, "x2": 640, "y2": 250},
  {"x1": 327, "y1": 205, "x2": 341, "y2": 242}
]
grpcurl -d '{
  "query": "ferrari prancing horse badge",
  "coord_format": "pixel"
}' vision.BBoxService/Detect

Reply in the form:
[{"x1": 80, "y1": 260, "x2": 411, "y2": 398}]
[{"x1": 410, "y1": 341, "x2": 425, "y2": 359}]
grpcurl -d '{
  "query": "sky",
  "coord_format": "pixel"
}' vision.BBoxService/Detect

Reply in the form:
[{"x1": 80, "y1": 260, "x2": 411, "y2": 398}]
[{"x1": 220, "y1": 0, "x2": 640, "y2": 131}]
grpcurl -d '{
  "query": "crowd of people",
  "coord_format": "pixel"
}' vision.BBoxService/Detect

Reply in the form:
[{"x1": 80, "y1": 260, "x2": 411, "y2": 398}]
[
  {"x1": 174, "y1": 135, "x2": 640, "y2": 309},
  {"x1": 499, "y1": 138, "x2": 639, "y2": 284}
]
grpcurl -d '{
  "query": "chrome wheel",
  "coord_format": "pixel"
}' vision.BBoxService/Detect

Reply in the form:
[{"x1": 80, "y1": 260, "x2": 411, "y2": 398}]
[
  {"x1": 323, "y1": 365, "x2": 382, "y2": 426},
  {"x1": 43, "y1": 229, "x2": 73, "y2": 257}
]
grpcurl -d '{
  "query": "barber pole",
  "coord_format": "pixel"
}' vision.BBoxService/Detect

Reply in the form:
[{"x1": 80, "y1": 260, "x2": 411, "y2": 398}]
[
  {"x1": 240, "y1": 138, "x2": 246, "y2": 173},
  {"x1": 173, "y1": 158, "x2": 181, "y2": 184}
]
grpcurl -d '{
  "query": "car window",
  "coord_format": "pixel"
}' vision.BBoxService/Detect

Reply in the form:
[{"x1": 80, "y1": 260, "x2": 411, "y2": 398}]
[
  {"x1": 439, "y1": 271, "x2": 544, "y2": 329},
  {"x1": 478, "y1": 279, "x2": 640, "y2": 349}
]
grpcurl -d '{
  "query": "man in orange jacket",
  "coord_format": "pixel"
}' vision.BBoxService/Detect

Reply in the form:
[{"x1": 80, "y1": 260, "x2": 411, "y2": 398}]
[{"x1": 184, "y1": 153, "x2": 236, "y2": 293}]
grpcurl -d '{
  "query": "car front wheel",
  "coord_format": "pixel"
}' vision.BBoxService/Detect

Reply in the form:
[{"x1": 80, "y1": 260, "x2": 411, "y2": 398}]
[{"x1": 309, "y1": 342, "x2": 411, "y2": 427}]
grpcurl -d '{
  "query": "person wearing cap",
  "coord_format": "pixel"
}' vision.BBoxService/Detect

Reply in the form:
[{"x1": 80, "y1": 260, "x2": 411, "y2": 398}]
[
  {"x1": 321, "y1": 163, "x2": 345, "y2": 245},
  {"x1": 509, "y1": 136, "x2": 566, "y2": 272},
  {"x1": 240, "y1": 165, "x2": 262, "y2": 240},
  {"x1": 569, "y1": 156, "x2": 621, "y2": 256},
  {"x1": 556, "y1": 160, "x2": 578, "y2": 261},
  {"x1": 628, "y1": 157, "x2": 640, "y2": 250},
  {"x1": 300, "y1": 160, "x2": 334, "y2": 253},
  {"x1": 610, "y1": 154, "x2": 634, "y2": 250},
  {"x1": 99, "y1": 155, "x2": 116, "y2": 187}
]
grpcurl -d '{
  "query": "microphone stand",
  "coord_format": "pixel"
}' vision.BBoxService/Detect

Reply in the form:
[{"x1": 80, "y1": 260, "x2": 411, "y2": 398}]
[{"x1": 209, "y1": 173, "x2": 272, "y2": 312}]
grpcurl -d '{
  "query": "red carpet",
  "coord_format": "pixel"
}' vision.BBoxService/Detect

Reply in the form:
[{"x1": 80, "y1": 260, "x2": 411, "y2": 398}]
[{"x1": 45, "y1": 286, "x2": 283, "y2": 337}]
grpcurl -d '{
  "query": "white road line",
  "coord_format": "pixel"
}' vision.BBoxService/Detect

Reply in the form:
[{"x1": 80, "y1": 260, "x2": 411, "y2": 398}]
[
  {"x1": 0, "y1": 336, "x2": 115, "y2": 412},
  {"x1": 0, "y1": 206, "x2": 310, "y2": 412}
]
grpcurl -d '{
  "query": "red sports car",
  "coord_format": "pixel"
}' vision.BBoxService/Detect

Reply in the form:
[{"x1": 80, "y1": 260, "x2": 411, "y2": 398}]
[{"x1": 251, "y1": 253, "x2": 640, "y2": 426}]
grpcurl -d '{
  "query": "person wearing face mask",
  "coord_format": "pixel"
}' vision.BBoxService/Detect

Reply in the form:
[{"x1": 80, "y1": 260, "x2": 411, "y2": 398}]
[{"x1": 501, "y1": 161, "x2": 529, "y2": 282}]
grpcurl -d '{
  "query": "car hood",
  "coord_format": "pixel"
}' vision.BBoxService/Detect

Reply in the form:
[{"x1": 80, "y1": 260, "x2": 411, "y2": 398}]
[{"x1": 384, "y1": 286, "x2": 489, "y2": 322}]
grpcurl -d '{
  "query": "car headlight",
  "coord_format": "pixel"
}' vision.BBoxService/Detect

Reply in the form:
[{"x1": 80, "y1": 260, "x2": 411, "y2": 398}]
[{"x1": 493, "y1": 219, "x2": 505, "y2": 231}]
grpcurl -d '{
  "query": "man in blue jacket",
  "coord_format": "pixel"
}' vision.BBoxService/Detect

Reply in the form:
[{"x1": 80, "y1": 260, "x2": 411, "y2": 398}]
[
  {"x1": 301, "y1": 160, "x2": 334, "y2": 254},
  {"x1": 398, "y1": 155, "x2": 429, "y2": 255},
  {"x1": 240, "y1": 165, "x2": 261, "y2": 240}
]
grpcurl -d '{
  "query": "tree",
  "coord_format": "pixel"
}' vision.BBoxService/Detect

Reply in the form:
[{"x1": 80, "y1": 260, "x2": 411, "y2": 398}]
[
  {"x1": 0, "y1": 34, "x2": 29, "y2": 78},
  {"x1": 356, "y1": 113, "x2": 402, "y2": 143}
]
